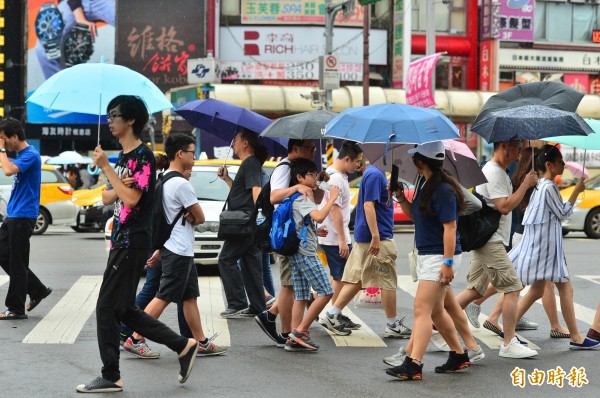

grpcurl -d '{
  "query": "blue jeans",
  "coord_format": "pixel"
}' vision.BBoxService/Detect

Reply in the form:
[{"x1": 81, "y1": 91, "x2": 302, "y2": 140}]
[
  {"x1": 120, "y1": 262, "x2": 192, "y2": 338},
  {"x1": 262, "y1": 253, "x2": 275, "y2": 297}
]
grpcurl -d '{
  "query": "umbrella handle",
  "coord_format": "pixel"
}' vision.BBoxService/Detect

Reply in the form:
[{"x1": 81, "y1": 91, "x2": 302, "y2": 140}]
[{"x1": 88, "y1": 164, "x2": 102, "y2": 176}]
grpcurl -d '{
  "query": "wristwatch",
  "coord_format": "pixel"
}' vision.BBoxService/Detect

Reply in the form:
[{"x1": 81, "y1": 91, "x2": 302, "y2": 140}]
[
  {"x1": 443, "y1": 258, "x2": 454, "y2": 267},
  {"x1": 35, "y1": 2, "x2": 65, "y2": 61},
  {"x1": 63, "y1": 23, "x2": 94, "y2": 67}
]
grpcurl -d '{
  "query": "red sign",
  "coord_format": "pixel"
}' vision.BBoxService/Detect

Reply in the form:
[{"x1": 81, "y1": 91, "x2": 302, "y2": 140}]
[
  {"x1": 405, "y1": 53, "x2": 441, "y2": 108},
  {"x1": 479, "y1": 40, "x2": 498, "y2": 92},
  {"x1": 325, "y1": 55, "x2": 337, "y2": 68},
  {"x1": 593, "y1": 30, "x2": 600, "y2": 43}
]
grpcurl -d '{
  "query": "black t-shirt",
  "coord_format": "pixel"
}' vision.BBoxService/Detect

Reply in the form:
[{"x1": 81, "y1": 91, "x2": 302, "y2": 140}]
[
  {"x1": 227, "y1": 155, "x2": 262, "y2": 212},
  {"x1": 110, "y1": 144, "x2": 156, "y2": 250}
]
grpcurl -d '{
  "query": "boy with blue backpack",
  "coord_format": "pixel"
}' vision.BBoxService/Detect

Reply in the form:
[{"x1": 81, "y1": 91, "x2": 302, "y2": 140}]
[{"x1": 281, "y1": 158, "x2": 341, "y2": 351}]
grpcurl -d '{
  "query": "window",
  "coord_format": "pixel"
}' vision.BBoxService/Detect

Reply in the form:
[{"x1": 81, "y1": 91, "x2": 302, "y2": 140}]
[
  {"x1": 411, "y1": 0, "x2": 465, "y2": 34},
  {"x1": 41, "y1": 170, "x2": 61, "y2": 184},
  {"x1": 536, "y1": 1, "x2": 599, "y2": 42}
]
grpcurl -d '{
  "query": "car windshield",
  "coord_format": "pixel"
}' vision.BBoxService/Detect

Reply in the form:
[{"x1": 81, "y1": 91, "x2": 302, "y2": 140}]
[
  {"x1": 189, "y1": 170, "x2": 237, "y2": 201},
  {"x1": 585, "y1": 174, "x2": 600, "y2": 190}
]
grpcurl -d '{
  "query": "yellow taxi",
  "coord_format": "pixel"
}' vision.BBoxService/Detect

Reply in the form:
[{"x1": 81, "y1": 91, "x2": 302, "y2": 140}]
[
  {"x1": 0, "y1": 163, "x2": 78, "y2": 234},
  {"x1": 72, "y1": 178, "x2": 110, "y2": 232},
  {"x1": 561, "y1": 173, "x2": 600, "y2": 238}
]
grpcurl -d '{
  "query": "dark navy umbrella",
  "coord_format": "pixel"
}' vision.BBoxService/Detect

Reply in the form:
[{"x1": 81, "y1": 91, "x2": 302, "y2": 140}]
[
  {"x1": 471, "y1": 105, "x2": 592, "y2": 143},
  {"x1": 473, "y1": 81, "x2": 584, "y2": 126}
]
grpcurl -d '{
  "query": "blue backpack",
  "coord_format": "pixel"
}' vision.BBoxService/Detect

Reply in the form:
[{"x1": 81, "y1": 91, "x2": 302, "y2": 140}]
[{"x1": 269, "y1": 192, "x2": 310, "y2": 256}]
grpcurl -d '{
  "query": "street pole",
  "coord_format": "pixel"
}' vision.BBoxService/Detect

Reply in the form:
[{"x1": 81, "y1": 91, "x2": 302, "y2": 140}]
[
  {"x1": 362, "y1": 4, "x2": 369, "y2": 106},
  {"x1": 402, "y1": 0, "x2": 412, "y2": 88},
  {"x1": 324, "y1": 0, "x2": 346, "y2": 111},
  {"x1": 426, "y1": 0, "x2": 436, "y2": 86}
]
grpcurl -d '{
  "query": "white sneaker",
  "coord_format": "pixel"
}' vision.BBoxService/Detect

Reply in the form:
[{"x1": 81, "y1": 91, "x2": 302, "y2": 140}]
[
  {"x1": 429, "y1": 330, "x2": 451, "y2": 352},
  {"x1": 467, "y1": 345, "x2": 485, "y2": 362},
  {"x1": 465, "y1": 303, "x2": 481, "y2": 328},
  {"x1": 384, "y1": 317, "x2": 412, "y2": 339},
  {"x1": 383, "y1": 346, "x2": 407, "y2": 367},
  {"x1": 499, "y1": 337, "x2": 538, "y2": 359}
]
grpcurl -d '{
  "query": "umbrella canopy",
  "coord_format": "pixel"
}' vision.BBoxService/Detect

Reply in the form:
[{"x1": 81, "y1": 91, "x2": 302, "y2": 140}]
[
  {"x1": 361, "y1": 140, "x2": 487, "y2": 189},
  {"x1": 550, "y1": 118, "x2": 600, "y2": 150},
  {"x1": 564, "y1": 161, "x2": 590, "y2": 179},
  {"x1": 473, "y1": 81, "x2": 584, "y2": 126},
  {"x1": 46, "y1": 151, "x2": 93, "y2": 165},
  {"x1": 471, "y1": 105, "x2": 592, "y2": 143},
  {"x1": 260, "y1": 110, "x2": 337, "y2": 140},
  {"x1": 324, "y1": 103, "x2": 459, "y2": 144},
  {"x1": 27, "y1": 63, "x2": 173, "y2": 115}
]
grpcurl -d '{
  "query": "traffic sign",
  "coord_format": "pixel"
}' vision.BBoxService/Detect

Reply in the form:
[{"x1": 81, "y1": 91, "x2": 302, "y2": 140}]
[{"x1": 319, "y1": 55, "x2": 340, "y2": 90}]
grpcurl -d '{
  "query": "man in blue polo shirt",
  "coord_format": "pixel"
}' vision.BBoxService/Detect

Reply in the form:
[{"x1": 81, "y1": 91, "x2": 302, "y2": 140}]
[
  {"x1": 0, "y1": 118, "x2": 52, "y2": 320},
  {"x1": 320, "y1": 165, "x2": 412, "y2": 337}
]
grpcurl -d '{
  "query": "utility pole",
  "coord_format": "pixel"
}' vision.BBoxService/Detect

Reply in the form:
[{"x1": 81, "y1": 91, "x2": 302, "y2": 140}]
[
  {"x1": 362, "y1": 3, "x2": 369, "y2": 106},
  {"x1": 426, "y1": 0, "x2": 436, "y2": 86}
]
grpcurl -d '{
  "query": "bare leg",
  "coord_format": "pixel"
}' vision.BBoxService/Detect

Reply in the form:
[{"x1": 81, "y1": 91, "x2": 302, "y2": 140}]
[
  {"x1": 381, "y1": 289, "x2": 397, "y2": 319},
  {"x1": 516, "y1": 282, "x2": 545, "y2": 320},
  {"x1": 444, "y1": 288, "x2": 479, "y2": 350},
  {"x1": 297, "y1": 295, "x2": 332, "y2": 331},
  {"x1": 484, "y1": 294, "x2": 505, "y2": 331},
  {"x1": 182, "y1": 297, "x2": 206, "y2": 342},
  {"x1": 554, "y1": 281, "x2": 585, "y2": 344},
  {"x1": 331, "y1": 282, "x2": 362, "y2": 311},
  {"x1": 542, "y1": 282, "x2": 568, "y2": 333},
  {"x1": 455, "y1": 288, "x2": 483, "y2": 310},
  {"x1": 331, "y1": 278, "x2": 343, "y2": 306},
  {"x1": 501, "y1": 290, "x2": 522, "y2": 344},
  {"x1": 473, "y1": 283, "x2": 498, "y2": 306},
  {"x1": 592, "y1": 303, "x2": 600, "y2": 331},
  {"x1": 277, "y1": 285, "x2": 294, "y2": 334}
]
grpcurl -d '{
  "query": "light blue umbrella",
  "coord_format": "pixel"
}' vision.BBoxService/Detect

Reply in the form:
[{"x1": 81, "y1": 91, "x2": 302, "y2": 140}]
[
  {"x1": 323, "y1": 103, "x2": 459, "y2": 144},
  {"x1": 46, "y1": 151, "x2": 93, "y2": 165},
  {"x1": 550, "y1": 118, "x2": 600, "y2": 150},
  {"x1": 27, "y1": 62, "x2": 173, "y2": 146}
]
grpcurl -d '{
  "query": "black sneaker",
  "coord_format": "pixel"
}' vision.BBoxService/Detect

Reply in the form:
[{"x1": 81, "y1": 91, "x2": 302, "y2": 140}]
[
  {"x1": 178, "y1": 341, "x2": 200, "y2": 384},
  {"x1": 386, "y1": 356, "x2": 423, "y2": 380},
  {"x1": 255, "y1": 311, "x2": 279, "y2": 345},
  {"x1": 434, "y1": 351, "x2": 470, "y2": 374},
  {"x1": 275, "y1": 334, "x2": 287, "y2": 348},
  {"x1": 338, "y1": 314, "x2": 361, "y2": 330}
]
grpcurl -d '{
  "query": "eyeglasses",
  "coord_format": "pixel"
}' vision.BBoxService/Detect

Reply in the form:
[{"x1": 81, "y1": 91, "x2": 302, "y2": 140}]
[
  {"x1": 306, "y1": 172, "x2": 318, "y2": 178},
  {"x1": 181, "y1": 150, "x2": 196, "y2": 157},
  {"x1": 107, "y1": 113, "x2": 123, "y2": 121},
  {"x1": 301, "y1": 145, "x2": 317, "y2": 153}
]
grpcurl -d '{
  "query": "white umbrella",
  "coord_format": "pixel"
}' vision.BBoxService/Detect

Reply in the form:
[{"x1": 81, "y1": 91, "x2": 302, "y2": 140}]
[{"x1": 46, "y1": 151, "x2": 93, "y2": 165}]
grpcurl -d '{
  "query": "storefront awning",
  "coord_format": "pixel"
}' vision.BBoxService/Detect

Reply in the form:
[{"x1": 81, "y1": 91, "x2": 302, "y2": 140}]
[{"x1": 173, "y1": 84, "x2": 600, "y2": 122}]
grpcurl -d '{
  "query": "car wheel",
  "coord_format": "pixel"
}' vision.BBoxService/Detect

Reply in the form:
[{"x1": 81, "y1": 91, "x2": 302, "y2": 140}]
[
  {"x1": 584, "y1": 208, "x2": 600, "y2": 239},
  {"x1": 34, "y1": 208, "x2": 50, "y2": 235}
]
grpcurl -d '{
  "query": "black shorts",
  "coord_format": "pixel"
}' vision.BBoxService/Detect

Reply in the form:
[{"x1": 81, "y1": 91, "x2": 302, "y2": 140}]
[{"x1": 156, "y1": 248, "x2": 199, "y2": 303}]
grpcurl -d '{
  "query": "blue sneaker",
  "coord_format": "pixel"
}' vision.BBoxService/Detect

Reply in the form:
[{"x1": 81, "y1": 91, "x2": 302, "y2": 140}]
[{"x1": 570, "y1": 337, "x2": 600, "y2": 350}]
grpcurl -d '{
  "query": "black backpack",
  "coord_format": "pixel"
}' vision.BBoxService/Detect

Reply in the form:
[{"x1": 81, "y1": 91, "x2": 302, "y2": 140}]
[
  {"x1": 457, "y1": 189, "x2": 501, "y2": 252},
  {"x1": 152, "y1": 171, "x2": 186, "y2": 251},
  {"x1": 255, "y1": 161, "x2": 290, "y2": 253}
]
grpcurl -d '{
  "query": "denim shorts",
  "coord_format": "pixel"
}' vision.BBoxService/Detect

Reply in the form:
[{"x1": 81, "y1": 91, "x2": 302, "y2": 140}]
[{"x1": 320, "y1": 244, "x2": 352, "y2": 280}]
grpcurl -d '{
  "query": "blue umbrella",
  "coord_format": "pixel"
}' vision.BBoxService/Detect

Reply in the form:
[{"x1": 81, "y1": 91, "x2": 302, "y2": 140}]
[
  {"x1": 324, "y1": 103, "x2": 459, "y2": 144},
  {"x1": 471, "y1": 105, "x2": 592, "y2": 143},
  {"x1": 46, "y1": 151, "x2": 93, "y2": 165},
  {"x1": 550, "y1": 118, "x2": 600, "y2": 150},
  {"x1": 176, "y1": 98, "x2": 287, "y2": 150}
]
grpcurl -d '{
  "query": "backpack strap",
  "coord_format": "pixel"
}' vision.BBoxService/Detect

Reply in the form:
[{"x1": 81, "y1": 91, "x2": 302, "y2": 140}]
[{"x1": 161, "y1": 170, "x2": 187, "y2": 226}]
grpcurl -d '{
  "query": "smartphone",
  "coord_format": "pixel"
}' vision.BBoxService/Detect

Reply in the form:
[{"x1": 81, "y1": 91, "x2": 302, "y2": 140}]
[{"x1": 390, "y1": 164, "x2": 400, "y2": 194}]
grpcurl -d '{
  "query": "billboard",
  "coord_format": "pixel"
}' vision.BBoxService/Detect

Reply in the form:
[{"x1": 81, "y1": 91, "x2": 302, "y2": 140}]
[
  {"x1": 241, "y1": 0, "x2": 364, "y2": 26},
  {"x1": 26, "y1": 0, "x2": 116, "y2": 125},
  {"x1": 499, "y1": 0, "x2": 534, "y2": 42}
]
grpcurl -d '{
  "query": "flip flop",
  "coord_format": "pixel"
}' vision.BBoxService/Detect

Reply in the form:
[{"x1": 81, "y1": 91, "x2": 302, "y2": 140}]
[
  {"x1": 0, "y1": 310, "x2": 28, "y2": 320},
  {"x1": 27, "y1": 287, "x2": 52, "y2": 312},
  {"x1": 75, "y1": 377, "x2": 123, "y2": 393}
]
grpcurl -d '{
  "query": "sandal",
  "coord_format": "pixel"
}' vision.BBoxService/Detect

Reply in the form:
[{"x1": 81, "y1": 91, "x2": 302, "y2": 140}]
[
  {"x1": 550, "y1": 330, "x2": 571, "y2": 338},
  {"x1": 27, "y1": 287, "x2": 52, "y2": 312},
  {"x1": 483, "y1": 320, "x2": 503, "y2": 336},
  {"x1": 0, "y1": 310, "x2": 28, "y2": 320}
]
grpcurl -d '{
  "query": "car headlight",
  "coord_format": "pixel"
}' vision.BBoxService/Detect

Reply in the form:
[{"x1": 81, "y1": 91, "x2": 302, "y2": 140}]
[{"x1": 195, "y1": 221, "x2": 220, "y2": 233}]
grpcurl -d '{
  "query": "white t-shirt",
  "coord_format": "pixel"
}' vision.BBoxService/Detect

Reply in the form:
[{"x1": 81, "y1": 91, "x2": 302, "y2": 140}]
[
  {"x1": 162, "y1": 170, "x2": 199, "y2": 256},
  {"x1": 318, "y1": 166, "x2": 351, "y2": 246},
  {"x1": 270, "y1": 157, "x2": 291, "y2": 192},
  {"x1": 476, "y1": 161, "x2": 512, "y2": 246}
]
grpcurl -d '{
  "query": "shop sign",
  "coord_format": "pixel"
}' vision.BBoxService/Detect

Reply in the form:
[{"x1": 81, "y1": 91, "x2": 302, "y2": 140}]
[
  {"x1": 480, "y1": 40, "x2": 499, "y2": 91},
  {"x1": 499, "y1": 48, "x2": 600, "y2": 72},
  {"x1": 216, "y1": 60, "x2": 363, "y2": 81},
  {"x1": 481, "y1": 0, "x2": 501, "y2": 40},
  {"x1": 593, "y1": 30, "x2": 600, "y2": 43},
  {"x1": 499, "y1": 0, "x2": 534, "y2": 42},
  {"x1": 220, "y1": 27, "x2": 387, "y2": 65},
  {"x1": 241, "y1": 0, "x2": 364, "y2": 26}
]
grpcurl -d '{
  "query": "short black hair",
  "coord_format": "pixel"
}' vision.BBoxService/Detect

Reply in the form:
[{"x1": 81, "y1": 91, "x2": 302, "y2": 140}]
[
  {"x1": 0, "y1": 118, "x2": 26, "y2": 141},
  {"x1": 288, "y1": 139, "x2": 303, "y2": 153},
  {"x1": 255, "y1": 144, "x2": 269, "y2": 165},
  {"x1": 338, "y1": 140, "x2": 363, "y2": 160},
  {"x1": 106, "y1": 95, "x2": 149, "y2": 138},
  {"x1": 236, "y1": 128, "x2": 258, "y2": 150},
  {"x1": 289, "y1": 157, "x2": 317, "y2": 186},
  {"x1": 164, "y1": 133, "x2": 195, "y2": 160}
]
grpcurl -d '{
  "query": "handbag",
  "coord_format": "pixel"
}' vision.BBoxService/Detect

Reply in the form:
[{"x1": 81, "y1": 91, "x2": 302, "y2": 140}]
[
  {"x1": 217, "y1": 193, "x2": 256, "y2": 240},
  {"x1": 353, "y1": 287, "x2": 383, "y2": 309}
]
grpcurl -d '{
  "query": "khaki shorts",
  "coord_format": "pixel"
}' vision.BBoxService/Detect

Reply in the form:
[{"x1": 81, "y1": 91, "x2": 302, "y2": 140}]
[
  {"x1": 277, "y1": 254, "x2": 293, "y2": 287},
  {"x1": 466, "y1": 241, "x2": 523, "y2": 296},
  {"x1": 342, "y1": 239, "x2": 398, "y2": 290}
]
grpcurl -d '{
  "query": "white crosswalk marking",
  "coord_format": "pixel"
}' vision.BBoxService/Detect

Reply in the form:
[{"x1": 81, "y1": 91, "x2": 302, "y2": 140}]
[
  {"x1": 521, "y1": 284, "x2": 596, "y2": 326},
  {"x1": 396, "y1": 275, "x2": 539, "y2": 350},
  {"x1": 576, "y1": 275, "x2": 600, "y2": 285},
  {"x1": 0, "y1": 275, "x2": 8, "y2": 287},
  {"x1": 197, "y1": 276, "x2": 230, "y2": 347},
  {"x1": 318, "y1": 304, "x2": 387, "y2": 347},
  {"x1": 23, "y1": 276, "x2": 102, "y2": 344}
]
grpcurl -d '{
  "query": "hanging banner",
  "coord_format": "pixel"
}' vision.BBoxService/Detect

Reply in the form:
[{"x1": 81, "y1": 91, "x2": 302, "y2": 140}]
[{"x1": 405, "y1": 53, "x2": 441, "y2": 108}]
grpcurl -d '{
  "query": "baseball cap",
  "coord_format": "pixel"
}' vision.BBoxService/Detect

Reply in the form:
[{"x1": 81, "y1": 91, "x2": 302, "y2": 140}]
[{"x1": 407, "y1": 141, "x2": 445, "y2": 160}]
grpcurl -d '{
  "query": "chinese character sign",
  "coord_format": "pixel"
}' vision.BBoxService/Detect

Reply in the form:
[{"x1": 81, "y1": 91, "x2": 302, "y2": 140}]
[
  {"x1": 116, "y1": 0, "x2": 205, "y2": 91},
  {"x1": 391, "y1": 0, "x2": 404, "y2": 88},
  {"x1": 499, "y1": 0, "x2": 534, "y2": 42},
  {"x1": 405, "y1": 53, "x2": 441, "y2": 108},
  {"x1": 241, "y1": 0, "x2": 364, "y2": 26}
]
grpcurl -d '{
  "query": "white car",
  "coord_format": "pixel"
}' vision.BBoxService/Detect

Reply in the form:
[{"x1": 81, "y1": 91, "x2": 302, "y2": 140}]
[{"x1": 105, "y1": 159, "x2": 278, "y2": 265}]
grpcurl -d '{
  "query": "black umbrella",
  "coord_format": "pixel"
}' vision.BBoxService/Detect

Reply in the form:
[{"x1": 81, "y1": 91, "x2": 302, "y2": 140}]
[
  {"x1": 471, "y1": 105, "x2": 592, "y2": 143},
  {"x1": 260, "y1": 110, "x2": 337, "y2": 139},
  {"x1": 473, "y1": 81, "x2": 584, "y2": 126}
]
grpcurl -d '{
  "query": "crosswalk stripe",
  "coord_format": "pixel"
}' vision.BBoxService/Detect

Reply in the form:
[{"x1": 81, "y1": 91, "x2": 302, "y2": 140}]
[
  {"x1": 23, "y1": 276, "x2": 102, "y2": 344},
  {"x1": 318, "y1": 303, "x2": 387, "y2": 347},
  {"x1": 0, "y1": 275, "x2": 8, "y2": 287},
  {"x1": 396, "y1": 275, "x2": 539, "y2": 350},
  {"x1": 520, "y1": 285, "x2": 596, "y2": 326},
  {"x1": 576, "y1": 275, "x2": 600, "y2": 285},
  {"x1": 197, "y1": 276, "x2": 230, "y2": 347}
]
